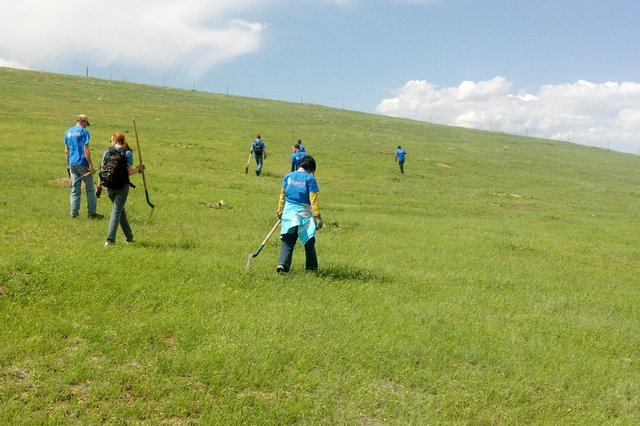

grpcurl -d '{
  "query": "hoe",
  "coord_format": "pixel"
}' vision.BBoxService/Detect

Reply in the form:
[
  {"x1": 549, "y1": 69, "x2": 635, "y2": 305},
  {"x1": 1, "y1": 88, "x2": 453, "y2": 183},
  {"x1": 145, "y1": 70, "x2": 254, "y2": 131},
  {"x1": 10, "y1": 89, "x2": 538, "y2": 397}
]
[{"x1": 246, "y1": 219, "x2": 281, "y2": 270}]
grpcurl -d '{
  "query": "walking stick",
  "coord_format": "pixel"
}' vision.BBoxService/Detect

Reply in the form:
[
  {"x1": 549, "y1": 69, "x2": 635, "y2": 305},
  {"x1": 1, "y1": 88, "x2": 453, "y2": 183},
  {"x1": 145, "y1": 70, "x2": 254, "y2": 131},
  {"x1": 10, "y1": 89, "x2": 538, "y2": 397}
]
[{"x1": 132, "y1": 118, "x2": 155, "y2": 218}]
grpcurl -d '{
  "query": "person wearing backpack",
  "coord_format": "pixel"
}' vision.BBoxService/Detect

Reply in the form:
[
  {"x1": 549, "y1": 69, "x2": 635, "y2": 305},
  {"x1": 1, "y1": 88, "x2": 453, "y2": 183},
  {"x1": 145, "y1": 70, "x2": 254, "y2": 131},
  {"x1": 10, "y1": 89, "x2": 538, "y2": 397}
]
[
  {"x1": 64, "y1": 114, "x2": 104, "y2": 219},
  {"x1": 276, "y1": 155, "x2": 323, "y2": 273},
  {"x1": 395, "y1": 145, "x2": 407, "y2": 174},
  {"x1": 101, "y1": 132, "x2": 145, "y2": 246},
  {"x1": 250, "y1": 135, "x2": 267, "y2": 176},
  {"x1": 290, "y1": 143, "x2": 307, "y2": 172}
]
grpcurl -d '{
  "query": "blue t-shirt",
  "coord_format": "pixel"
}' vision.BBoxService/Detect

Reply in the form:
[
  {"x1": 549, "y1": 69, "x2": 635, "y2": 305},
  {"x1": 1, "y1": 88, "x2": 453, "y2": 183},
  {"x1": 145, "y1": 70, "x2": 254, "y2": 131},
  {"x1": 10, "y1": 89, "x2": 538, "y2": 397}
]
[
  {"x1": 282, "y1": 170, "x2": 319, "y2": 205},
  {"x1": 124, "y1": 148, "x2": 134, "y2": 166},
  {"x1": 290, "y1": 151, "x2": 308, "y2": 171},
  {"x1": 252, "y1": 139, "x2": 265, "y2": 155},
  {"x1": 65, "y1": 125, "x2": 91, "y2": 166},
  {"x1": 396, "y1": 148, "x2": 407, "y2": 162},
  {"x1": 102, "y1": 146, "x2": 134, "y2": 166}
]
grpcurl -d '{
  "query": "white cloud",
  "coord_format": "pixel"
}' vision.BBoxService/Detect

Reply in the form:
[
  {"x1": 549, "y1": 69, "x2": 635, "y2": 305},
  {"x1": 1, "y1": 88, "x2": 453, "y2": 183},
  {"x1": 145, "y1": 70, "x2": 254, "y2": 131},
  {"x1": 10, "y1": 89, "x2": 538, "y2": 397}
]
[
  {"x1": 0, "y1": 0, "x2": 269, "y2": 78},
  {"x1": 376, "y1": 77, "x2": 640, "y2": 153},
  {"x1": 0, "y1": 58, "x2": 30, "y2": 70}
]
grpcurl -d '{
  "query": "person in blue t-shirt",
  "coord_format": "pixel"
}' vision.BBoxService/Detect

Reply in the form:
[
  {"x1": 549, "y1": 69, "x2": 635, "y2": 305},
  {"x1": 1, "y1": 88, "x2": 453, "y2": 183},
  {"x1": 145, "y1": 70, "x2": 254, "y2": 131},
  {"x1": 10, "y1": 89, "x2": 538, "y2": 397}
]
[
  {"x1": 395, "y1": 145, "x2": 407, "y2": 174},
  {"x1": 64, "y1": 114, "x2": 103, "y2": 219},
  {"x1": 102, "y1": 132, "x2": 145, "y2": 246},
  {"x1": 250, "y1": 135, "x2": 267, "y2": 176},
  {"x1": 290, "y1": 143, "x2": 308, "y2": 172},
  {"x1": 276, "y1": 155, "x2": 323, "y2": 273},
  {"x1": 297, "y1": 139, "x2": 306, "y2": 152}
]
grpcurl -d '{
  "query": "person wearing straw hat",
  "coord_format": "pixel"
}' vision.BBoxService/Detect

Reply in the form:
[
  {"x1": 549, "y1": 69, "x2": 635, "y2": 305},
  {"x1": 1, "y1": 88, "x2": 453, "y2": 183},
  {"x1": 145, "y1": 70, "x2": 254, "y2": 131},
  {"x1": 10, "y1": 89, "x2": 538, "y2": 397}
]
[{"x1": 64, "y1": 114, "x2": 103, "y2": 219}]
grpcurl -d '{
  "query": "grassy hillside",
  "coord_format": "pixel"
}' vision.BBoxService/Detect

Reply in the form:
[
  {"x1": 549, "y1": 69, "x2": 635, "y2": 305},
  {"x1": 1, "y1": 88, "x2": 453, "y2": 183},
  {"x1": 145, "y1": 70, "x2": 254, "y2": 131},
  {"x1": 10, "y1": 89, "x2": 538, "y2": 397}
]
[{"x1": 1, "y1": 67, "x2": 639, "y2": 424}]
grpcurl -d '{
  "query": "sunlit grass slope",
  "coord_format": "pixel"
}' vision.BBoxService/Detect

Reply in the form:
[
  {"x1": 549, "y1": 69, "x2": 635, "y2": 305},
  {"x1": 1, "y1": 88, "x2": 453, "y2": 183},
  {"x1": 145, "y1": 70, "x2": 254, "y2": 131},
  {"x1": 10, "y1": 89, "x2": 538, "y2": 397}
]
[{"x1": 1, "y1": 67, "x2": 639, "y2": 423}]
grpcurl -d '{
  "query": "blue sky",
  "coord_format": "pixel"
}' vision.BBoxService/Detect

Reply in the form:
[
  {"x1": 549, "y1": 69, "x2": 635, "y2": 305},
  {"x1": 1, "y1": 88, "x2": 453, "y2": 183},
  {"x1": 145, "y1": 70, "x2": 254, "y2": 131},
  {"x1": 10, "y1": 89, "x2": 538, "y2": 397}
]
[{"x1": 2, "y1": 0, "x2": 639, "y2": 152}]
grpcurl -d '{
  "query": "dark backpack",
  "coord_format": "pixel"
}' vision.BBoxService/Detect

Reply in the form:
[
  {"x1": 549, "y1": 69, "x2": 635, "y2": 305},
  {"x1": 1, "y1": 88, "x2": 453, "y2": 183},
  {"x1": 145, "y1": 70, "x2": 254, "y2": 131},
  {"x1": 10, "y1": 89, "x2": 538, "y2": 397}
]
[
  {"x1": 252, "y1": 141, "x2": 263, "y2": 154},
  {"x1": 100, "y1": 148, "x2": 130, "y2": 189}
]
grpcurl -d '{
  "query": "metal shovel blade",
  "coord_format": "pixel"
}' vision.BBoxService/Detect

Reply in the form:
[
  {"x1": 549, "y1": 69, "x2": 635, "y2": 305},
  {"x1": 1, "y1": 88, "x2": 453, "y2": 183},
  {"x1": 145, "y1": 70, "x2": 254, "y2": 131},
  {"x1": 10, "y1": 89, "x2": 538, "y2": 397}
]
[{"x1": 245, "y1": 253, "x2": 255, "y2": 270}]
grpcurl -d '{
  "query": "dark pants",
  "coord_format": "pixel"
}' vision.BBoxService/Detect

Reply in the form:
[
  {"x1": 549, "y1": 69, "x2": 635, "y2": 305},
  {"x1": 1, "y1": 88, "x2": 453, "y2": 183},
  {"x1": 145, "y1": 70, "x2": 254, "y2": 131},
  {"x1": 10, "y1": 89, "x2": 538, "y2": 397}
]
[
  {"x1": 398, "y1": 160, "x2": 405, "y2": 174},
  {"x1": 277, "y1": 227, "x2": 317, "y2": 272}
]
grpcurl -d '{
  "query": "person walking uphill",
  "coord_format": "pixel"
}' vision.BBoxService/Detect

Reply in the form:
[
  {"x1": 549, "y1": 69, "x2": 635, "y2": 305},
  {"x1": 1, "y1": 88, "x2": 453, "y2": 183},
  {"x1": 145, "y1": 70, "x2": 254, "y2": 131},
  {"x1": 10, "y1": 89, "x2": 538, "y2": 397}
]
[
  {"x1": 395, "y1": 145, "x2": 407, "y2": 174},
  {"x1": 101, "y1": 132, "x2": 145, "y2": 247},
  {"x1": 276, "y1": 155, "x2": 323, "y2": 273},
  {"x1": 290, "y1": 143, "x2": 307, "y2": 172},
  {"x1": 250, "y1": 135, "x2": 267, "y2": 176},
  {"x1": 65, "y1": 114, "x2": 103, "y2": 219}
]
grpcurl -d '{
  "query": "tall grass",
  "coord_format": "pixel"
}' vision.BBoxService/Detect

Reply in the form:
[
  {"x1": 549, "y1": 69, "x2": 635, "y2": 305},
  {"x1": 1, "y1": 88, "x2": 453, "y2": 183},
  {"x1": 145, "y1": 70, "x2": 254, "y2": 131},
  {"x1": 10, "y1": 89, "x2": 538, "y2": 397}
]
[{"x1": 1, "y1": 67, "x2": 639, "y2": 423}]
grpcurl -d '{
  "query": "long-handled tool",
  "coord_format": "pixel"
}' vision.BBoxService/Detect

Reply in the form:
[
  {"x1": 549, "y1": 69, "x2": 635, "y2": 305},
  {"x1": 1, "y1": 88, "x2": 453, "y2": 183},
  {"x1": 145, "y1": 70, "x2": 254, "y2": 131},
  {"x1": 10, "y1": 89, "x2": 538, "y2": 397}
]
[
  {"x1": 66, "y1": 170, "x2": 93, "y2": 188},
  {"x1": 246, "y1": 219, "x2": 281, "y2": 270},
  {"x1": 132, "y1": 118, "x2": 155, "y2": 218},
  {"x1": 245, "y1": 152, "x2": 252, "y2": 174}
]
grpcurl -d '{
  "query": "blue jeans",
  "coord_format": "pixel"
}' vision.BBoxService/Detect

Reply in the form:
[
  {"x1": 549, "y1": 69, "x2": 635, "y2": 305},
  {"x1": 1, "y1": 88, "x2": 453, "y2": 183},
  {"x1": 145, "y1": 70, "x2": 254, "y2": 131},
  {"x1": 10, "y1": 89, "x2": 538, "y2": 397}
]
[
  {"x1": 254, "y1": 154, "x2": 264, "y2": 175},
  {"x1": 70, "y1": 165, "x2": 97, "y2": 217},
  {"x1": 105, "y1": 185, "x2": 133, "y2": 244}
]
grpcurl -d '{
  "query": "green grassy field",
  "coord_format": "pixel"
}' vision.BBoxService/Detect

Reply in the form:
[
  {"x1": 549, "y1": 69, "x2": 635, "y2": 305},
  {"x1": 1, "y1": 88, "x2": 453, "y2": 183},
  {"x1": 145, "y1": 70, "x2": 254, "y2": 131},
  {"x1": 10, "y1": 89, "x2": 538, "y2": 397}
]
[{"x1": 1, "y1": 67, "x2": 639, "y2": 424}]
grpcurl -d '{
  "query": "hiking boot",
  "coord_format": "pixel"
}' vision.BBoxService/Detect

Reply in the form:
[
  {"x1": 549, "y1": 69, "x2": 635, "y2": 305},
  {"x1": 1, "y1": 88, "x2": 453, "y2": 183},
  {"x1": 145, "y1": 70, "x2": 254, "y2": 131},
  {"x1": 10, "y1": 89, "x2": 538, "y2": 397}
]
[
  {"x1": 88, "y1": 213, "x2": 105, "y2": 219},
  {"x1": 276, "y1": 265, "x2": 287, "y2": 274}
]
